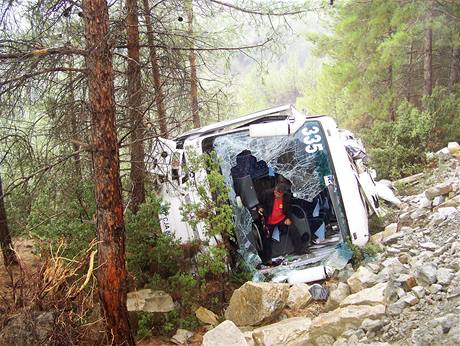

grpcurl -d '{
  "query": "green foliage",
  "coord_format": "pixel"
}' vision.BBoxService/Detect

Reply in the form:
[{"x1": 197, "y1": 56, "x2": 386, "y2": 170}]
[
  {"x1": 181, "y1": 151, "x2": 234, "y2": 240},
  {"x1": 363, "y1": 87, "x2": 460, "y2": 180},
  {"x1": 196, "y1": 246, "x2": 227, "y2": 279},
  {"x1": 363, "y1": 101, "x2": 431, "y2": 179},
  {"x1": 347, "y1": 239, "x2": 382, "y2": 268},
  {"x1": 125, "y1": 195, "x2": 183, "y2": 285}
]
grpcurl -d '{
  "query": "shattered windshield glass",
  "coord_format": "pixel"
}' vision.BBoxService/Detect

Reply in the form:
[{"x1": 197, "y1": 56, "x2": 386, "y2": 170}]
[
  {"x1": 213, "y1": 121, "x2": 331, "y2": 202},
  {"x1": 212, "y1": 120, "x2": 336, "y2": 270}
]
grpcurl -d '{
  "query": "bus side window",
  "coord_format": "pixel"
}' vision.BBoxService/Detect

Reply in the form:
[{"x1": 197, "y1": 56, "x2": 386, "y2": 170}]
[{"x1": 181, "y1": 154, "x2": 189, "y2": 184}]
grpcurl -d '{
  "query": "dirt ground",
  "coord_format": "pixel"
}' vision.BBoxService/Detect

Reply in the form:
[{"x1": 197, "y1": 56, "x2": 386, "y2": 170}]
[{"x1": 0, "y1": 237, "x2": 41, "y2": 302}]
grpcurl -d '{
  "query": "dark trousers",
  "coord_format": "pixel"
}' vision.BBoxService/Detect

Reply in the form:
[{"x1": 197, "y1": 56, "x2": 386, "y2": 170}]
[{"x1": 259, "y1": 221, "x2": 303, "y2": 264}]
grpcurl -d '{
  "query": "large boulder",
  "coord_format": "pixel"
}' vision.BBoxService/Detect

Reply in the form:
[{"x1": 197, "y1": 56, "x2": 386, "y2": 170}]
[
  {"x1": 252, "y1": 317, "x2": 312, "y2": 346},
  {"x1": 425, "y1": 183, "x2": 453, "y2": 200},
  {"x1": 202, "y1": 320, "x2": 247, "y2": 346},
  {"x1": 324, "y1": 283, "x2": 350, "y2": 312},
  {"x1": 340, "y1": 282, "x2": 393, "y2": 307},
  {"x1": 347, "y1": 266, "x2": 378, "y2": 293},
  {"x1": 287, "y1": 284, "x2": 312, "y2": 310},
  {"x1": 196, "y1": 306, "x2": 219, "y2": 326},
  {"x1": 127, "y1": 289, "x2": 174, "y2": 312},
  {"x1": 414, "y1": 263, "x2": 438, "y2": 286},
  {"x1": 225, "y1": 282, "x2": 289, "y2": 326},
  {"x1": 308, "y1": 305, "x2": 386, "y2": 341}
]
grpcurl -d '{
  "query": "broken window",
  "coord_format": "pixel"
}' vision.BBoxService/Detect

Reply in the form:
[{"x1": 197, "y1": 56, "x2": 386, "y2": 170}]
[{"x1": 210, "y1": 120, "x2": 346, "y2": 273}]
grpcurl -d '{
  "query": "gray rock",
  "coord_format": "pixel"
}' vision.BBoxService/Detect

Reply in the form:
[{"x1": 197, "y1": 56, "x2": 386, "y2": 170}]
[
  {"x1": 287, "y1": 283, "x2": 312, "y2": 310},
  {"x1": 127, "y1": 289, "x2": 175, "y2": 313},
  {"x1": 419, "y1": 196, "x2": 432, "y2": 208},
  {"x1": 434, "y1": 313, "x2": 457, "y2": 334},
  {"x1": 171, "y1": 329, "x2": 194, "y2": 345},
  {"x1": 314, "y1": 334, "x2": 335, "y2": 346},
  {"x1": 415, "y1": 263, "x2": 438, "y2": 286},
  {"x1": 347, "y1": 266, "x2": 378, "y2": 293},
  {"x1": 332, "y1": 337, "x2": 348, "y2": 346},
  {"x1": 309, "y1": 305, "x2": 385, "y2": 340},
  {"x1": 432, "y1": 195, "x2": 446, "y2": 207},
  {"x1": 425, "y1": 183, "x2": 453, "y2": 200},
  {"x1": 361, "y1": 318, "x2": 384, "y2": 332},
  {"x1": 420, "y1": 241, "x2": 438, "y2": 251},
  {"x1": 411, "y1": 208, "x2": 429, "y2": 220},
  {"x1": 225, "y1": 282, "x2": 289, "y2": 326},
  {"x1": 325, "y1": 282, "x2": 350, "y2": 312},
  {"x1": 340, "y1": 282, "x2": 394, "y2": 307},
  {"x1": 411, "y1": 286, "x2": 425, "y2": 299},
  {"x1": 252, "y1": 317, "x2": 311, "y2": 346},
  {"x1": 448, "y1": 325, "x2": 460, "y2": 344},
  {"x1": 403, "y1": 292, "x2": 419, "y2": 306},
  {"x1": 387, "y1": 298, "x2": 408, "y2": 315},
  {"x1": 202, "y1": 320, "x2": 247, "y2": 346},
  {"x1": 437, "y1": 268, "x2": 455, "y2": 285},
  {"x1": 429, "y1": 284, "x2": 443, "y2": 294}
]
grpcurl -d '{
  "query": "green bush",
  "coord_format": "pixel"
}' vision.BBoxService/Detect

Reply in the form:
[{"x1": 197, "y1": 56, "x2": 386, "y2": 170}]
[{"x1": 363, "y1": 87, "x2": 460, "y2": 180}]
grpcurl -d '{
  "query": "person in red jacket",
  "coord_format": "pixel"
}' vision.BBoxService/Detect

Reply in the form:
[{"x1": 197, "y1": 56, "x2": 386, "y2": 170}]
[{"x1": 257, "y1": 183, "x2": 301, "y2": 265}]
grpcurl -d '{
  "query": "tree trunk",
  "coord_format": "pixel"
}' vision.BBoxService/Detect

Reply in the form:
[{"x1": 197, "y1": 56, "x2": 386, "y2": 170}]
[
  {"x1": 424, "y1": 0, "x2": 434, "y2": 96},
  {"x1": 127, "y1": 0, "x2": 145, "y2": 214},
  {"x1": 82, "y1": 0, "x2": 135, "y2": 343},
  {"x1": 387, "y1": 64, "x2": 395, "y2": 121},
  {"x1": 448, "y1": 46, "x2": 460, "y2": 93},
  {"x1": 187, "y1": 0, "x2": 201, "y2": 128},
  {"x1": 0, "y1": 175, "x2": 16, "y2": 267},
  {"x1": 142, "y1": 0, "x2": 168, "y2": 138}
]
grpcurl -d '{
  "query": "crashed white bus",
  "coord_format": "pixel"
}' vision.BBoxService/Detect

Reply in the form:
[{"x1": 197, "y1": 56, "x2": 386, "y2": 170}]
[{"x1": 149, "y1": 105, "x2": 380, "y2": 281}]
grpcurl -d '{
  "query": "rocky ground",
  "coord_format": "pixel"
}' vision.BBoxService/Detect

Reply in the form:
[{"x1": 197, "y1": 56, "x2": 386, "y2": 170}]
[{"x1": 199, "y1": 149, "x2": 460, "y2": 346}]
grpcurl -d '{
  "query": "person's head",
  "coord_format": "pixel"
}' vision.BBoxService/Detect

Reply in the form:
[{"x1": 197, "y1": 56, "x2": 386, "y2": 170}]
[{"x1": 274, "y1": 183, "x2": 289, "y2": 198}]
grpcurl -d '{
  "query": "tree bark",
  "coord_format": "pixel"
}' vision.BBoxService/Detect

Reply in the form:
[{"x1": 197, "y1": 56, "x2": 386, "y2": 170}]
[
  {"x1": 448, "y1": 46, "x2": 460, "y2": 93},
  {"x1": 82, "y1": 0, "x2": 135, "y2": 343},
  {"x1": 127, "y1": 0, "x2": 145, "y2": 214},
  {"x1": 0, "y1": 174, "x2": 16, "y2": 267},
  {"x1": 387, "y1": 64, "x2": 395, "y2": 121},
  {"x1": 142, "y1": 0, "x2": 168, "y2": 138},
  {"x1": 187, "y1": 0, "x2": 201, "y2": 128},
  {"x1": 424, "y1": 0, "x2": 434, "y2": 96}
]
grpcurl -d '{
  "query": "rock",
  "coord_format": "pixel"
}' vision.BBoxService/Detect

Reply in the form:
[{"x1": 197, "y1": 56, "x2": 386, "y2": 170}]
[
  {"x1": 309, "y1": 283, "x2": 329, "y2": 301},
  {"x1": 252, "y1": 317, "x2": 311, "y2": 346},
  {"x1": 196, "y1": 306, "x2": 219, "y2": 326},
  {"x1": 415, "y1": 263, "x2": 438, "y2": 286},
  {"x1": 410, "y1": 208, "x2": 429, "y2": 220},
  {"x1": 448, "y1": 325, "x2": 460, "y2": 344},
  {"x1": 383, "y1": 223, "x2": 398, "y2": 237},
  {"x1": 287, "y1": 284, "x2": 312, "y2": 310},
  {"x1": 315, "y1": 334, "x2": 335, "y2": 346},
  {"x1": 432, "y1": 195, "x2": 445, "y2": 207},
  {"x1": 225, "y1": 282, "x2": 289, "y2": 326},
  {"x1": 347, "y1": 267, "x2": 378, "y2": 293},
  {"x1": 202, "y1": 320, "x2": 247, "y2": 346},
  {"x1": 127, "y1": 289, "x2": 174, "y2": 312},
  {"x1": 419, "y1": 196, "x2": 432, "y2": 209},
  {"x1": 308, "y1": 305, "x2": 385, "y2": 340},
  {"x1": 171, "y1": 329, "x2": 194, "y2": 345},
  {"x1": 436, "y1": 147, "x2": 452, "y2": 161},
  {"x1": 337, "y1": 264, "x2": 355, "y2": 283},
  {"x1": 436, "y1": 268, "x2": 454, "y2": 285},
  {"x1": 0, "y1": 311, "x2": 54, "y2": 346},
  {"x1": 429, "y1": 284, "x2": 442, "y2": 294},
  {"x1": 435, "y1": 194, "x2": 460, "y2": 210},
  {"x1": 382, "y1": 233, "x2": 404, "y2": 245},
  {"x1": 400, "y1": 275, "x2": 417, "y2": 291},
  {"x1": 387, "y1": 298, "x2": 408, "y2": 315},
  {"x1": 340, "y1": 282, "x2": 393, "y2": 307},
  {"x1": 434, "y1": 313, "x2": 457, "y2": 334},
  {"x1": 361, "y1": 318, "x2": 384, "y2": 332},
  {"x1": 438, "y1": 207, "x2": 458, "y2": 219},
  {"x1": 325, "y1": 282, "x2": 350, "y2": 312},
  {"x1": 332, "y1": 337, "x2": 348, "y2": 346},
  {"x1": 403, "y1": 292, "x2": 418, "y2": 306},
  {"x1": 420, "y1": 241, "x2": 438, "y2": 251},
  {"x1": 411, "y1": 286, "x2": 425, "y2": 299},
  {"x1": 447, "y1": 142, "x2": 460, "y2": 155},
  {"x1": 425, "y1": 183, "x2": 453, "y2": 200}
]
